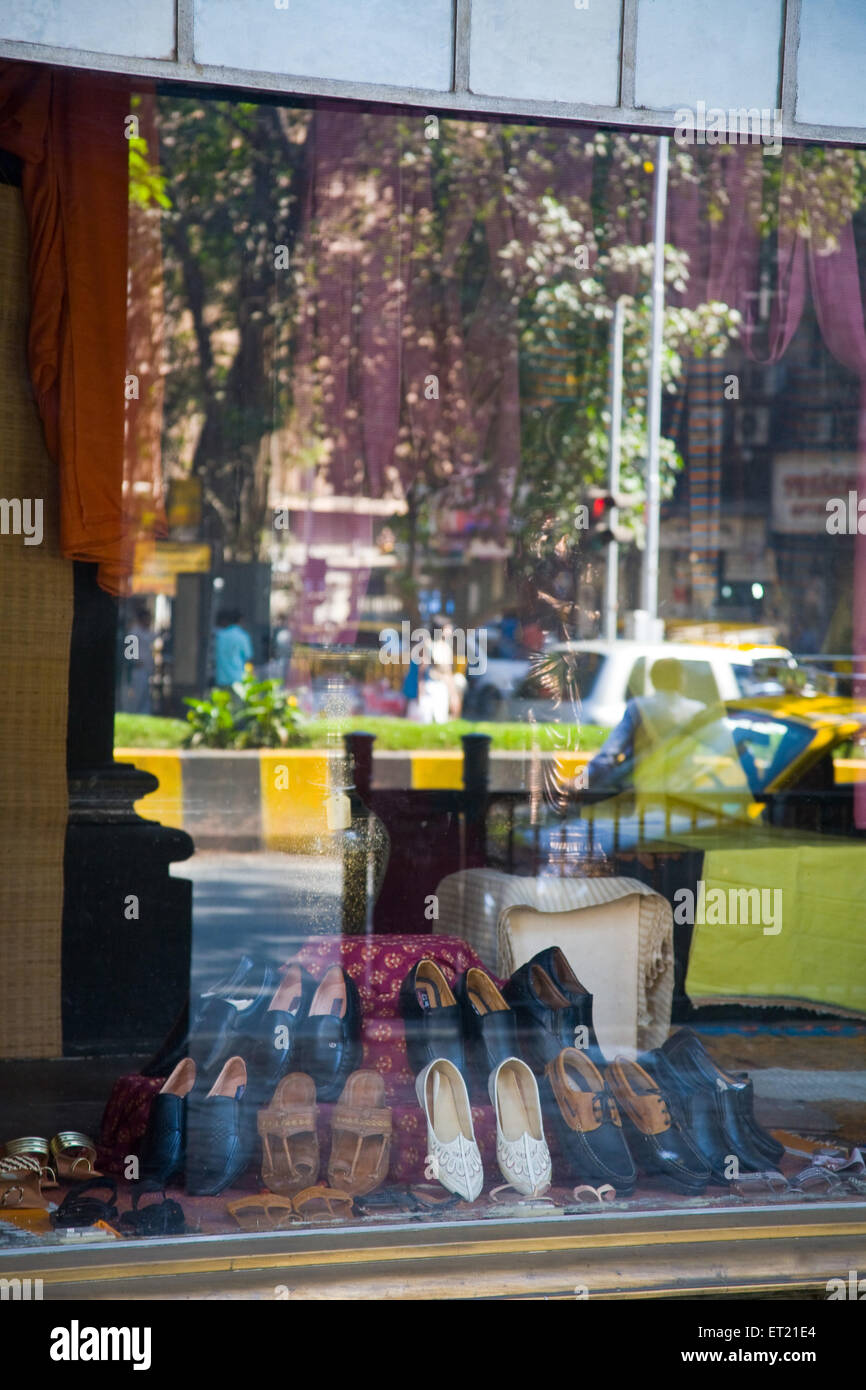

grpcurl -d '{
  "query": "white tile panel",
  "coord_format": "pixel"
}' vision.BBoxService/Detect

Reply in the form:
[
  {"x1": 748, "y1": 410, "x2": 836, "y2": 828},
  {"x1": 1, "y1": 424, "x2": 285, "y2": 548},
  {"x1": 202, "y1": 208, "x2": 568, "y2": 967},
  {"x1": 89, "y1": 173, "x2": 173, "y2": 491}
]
[
  {"x1": 193, "y1": 0, "x2": 453, "y2": 90},
  {"x1": 634, "y1": 0, "x2": 782, "y2": 113},
  {"x1": 0, "y1": 0, "x2": 176, "y2": 60},
  {"x1": 469, "y1": 0, "x2": 622, "y2": 106},
  {"x1": 797, "y1": 0, "x2": 866, "y2": 129}
]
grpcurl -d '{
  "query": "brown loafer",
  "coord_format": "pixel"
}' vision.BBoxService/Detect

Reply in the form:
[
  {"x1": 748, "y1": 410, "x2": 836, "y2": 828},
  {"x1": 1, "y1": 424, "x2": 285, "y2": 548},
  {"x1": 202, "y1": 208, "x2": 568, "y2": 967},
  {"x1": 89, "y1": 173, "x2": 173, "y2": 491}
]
[
  {"x1": 607, "y1": 1057, "x2": 711, "y2": 1194},
  {"x1": 542, "y1": 1048, "x2": 636, "y2": 1194}
]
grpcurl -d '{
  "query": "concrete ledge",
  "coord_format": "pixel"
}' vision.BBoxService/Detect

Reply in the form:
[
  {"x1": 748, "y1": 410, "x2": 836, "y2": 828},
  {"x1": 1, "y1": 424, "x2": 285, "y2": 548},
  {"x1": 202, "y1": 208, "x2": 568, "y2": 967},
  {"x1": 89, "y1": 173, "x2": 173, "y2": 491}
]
[
  {"x1": 115, "y1": 746, "x2": 596, "y2": 847},
  {"x1": 116, "y1": 747, "x2": 866, "y2": 850}
]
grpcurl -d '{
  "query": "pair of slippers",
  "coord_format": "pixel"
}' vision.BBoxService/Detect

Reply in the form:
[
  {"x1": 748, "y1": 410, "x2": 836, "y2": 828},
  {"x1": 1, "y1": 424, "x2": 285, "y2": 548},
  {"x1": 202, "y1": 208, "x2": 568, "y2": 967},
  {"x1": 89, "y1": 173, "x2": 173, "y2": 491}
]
[
  {"x1": 228, "y1": 1186, "x2": 355, "y2": 1229},
  {"x1": 258, "y1": 1069, "x2": 391, "y2": 1198},
  {"x1": 52, "y1": 1178, "x2": 185, "y2": 1235}
]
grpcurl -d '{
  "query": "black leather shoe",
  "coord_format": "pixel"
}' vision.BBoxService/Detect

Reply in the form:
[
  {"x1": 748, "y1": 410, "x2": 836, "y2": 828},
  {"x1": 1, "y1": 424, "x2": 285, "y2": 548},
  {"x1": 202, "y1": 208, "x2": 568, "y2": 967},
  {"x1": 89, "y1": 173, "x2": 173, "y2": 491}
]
[
  {"x1": 728, "y1": 1078, "x2": 786, "y2": 1166},
  {"x1": 502, "y1": 961, "x2": 591, "y2": 1072},
  {"x1": 526, "y1": 947, "x2": 605, "y2": 1066},
  {"x1": 608, "y1": 1057, "x2": 711, "y2": 1194},
  {"x1": 542, "y1": 1048, "x2": 636, "y2": 1194},
  {"x1": 188, "y1": 957, "x2": 281, "y2": 1080},
  {"x1": 638, "y1": 1045, "x2": 736, "y2": 1184},
  {"x1": 185, "y1": 1056, "x2": 255, "y2": 1196},
  {"x1": 140, "y1": 1058, "x2": 196, "y2": 1184},
  {"x1": 657, "y1": 1029, "x2": 784, "y2": 1169},
  {"x1": 399, "y1": 959, "x2": 466, "y2": 1078},
  {"x1": 294, "y1": 965, "x2": 363, "y2": 1102},
  {"x1": 238, "y1": 963, "x2": 317, "y2": 1106},
  {"x1": 455, "y1": 968, "x2": 520, "y2": 1084}
]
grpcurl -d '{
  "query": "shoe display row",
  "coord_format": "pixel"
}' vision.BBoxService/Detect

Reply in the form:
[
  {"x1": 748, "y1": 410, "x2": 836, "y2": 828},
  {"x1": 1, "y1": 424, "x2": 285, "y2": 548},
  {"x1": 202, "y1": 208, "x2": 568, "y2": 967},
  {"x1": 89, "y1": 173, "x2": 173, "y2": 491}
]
[
  {"x1": 142, "y1": 1054, "x2": 388, "y2": 1198},
  {"x1": 135, "y1": 943, "x2": 783, "y2": 1211},
  {"x1": 400, "y1": 947, "x2": 783, "y2": 1201},
  {"x1": 141, "y1": 958, "x2": 371, "y2": 1197},
  {"x1": 400, "y1": 950, "x2": 605, "y2": 1092},
  {"x1": 188, "y1": 961, "x2": 363, "y2": 1105}
]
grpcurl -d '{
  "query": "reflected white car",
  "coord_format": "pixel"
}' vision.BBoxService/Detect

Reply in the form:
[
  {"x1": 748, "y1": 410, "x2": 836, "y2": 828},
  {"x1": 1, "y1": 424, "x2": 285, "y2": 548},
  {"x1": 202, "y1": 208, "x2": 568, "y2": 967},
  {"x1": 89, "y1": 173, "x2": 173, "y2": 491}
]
[{"x1": 465, "y1": 639, "x2": 795, "y2": 727}]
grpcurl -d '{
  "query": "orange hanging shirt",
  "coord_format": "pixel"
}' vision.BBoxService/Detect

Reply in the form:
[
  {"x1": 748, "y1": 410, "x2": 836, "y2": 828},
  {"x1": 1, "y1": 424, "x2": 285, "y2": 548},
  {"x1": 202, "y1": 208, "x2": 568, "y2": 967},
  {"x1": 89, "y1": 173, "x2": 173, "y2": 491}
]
[{"x1": 0, "y1": 61, "x2": 132, "y2": 594}]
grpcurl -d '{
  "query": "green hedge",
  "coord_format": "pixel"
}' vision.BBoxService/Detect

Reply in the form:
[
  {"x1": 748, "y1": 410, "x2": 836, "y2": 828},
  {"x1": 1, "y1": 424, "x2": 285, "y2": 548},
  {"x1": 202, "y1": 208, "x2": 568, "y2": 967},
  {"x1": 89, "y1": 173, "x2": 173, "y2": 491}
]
[{"x1": 115, "y1": 711, "x2": 609, "y2": 752}]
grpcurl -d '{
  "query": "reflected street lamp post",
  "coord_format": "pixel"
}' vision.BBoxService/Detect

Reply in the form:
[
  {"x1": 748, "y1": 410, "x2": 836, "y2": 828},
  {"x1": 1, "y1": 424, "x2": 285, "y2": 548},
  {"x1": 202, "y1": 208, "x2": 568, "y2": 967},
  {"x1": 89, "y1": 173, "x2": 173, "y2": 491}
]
[
  {"x1": 640, "y1": 134, "x2": 669, "y2": 637},
  {"x1": 604, "y1": 295, "x2": 626, "y2": 641}
]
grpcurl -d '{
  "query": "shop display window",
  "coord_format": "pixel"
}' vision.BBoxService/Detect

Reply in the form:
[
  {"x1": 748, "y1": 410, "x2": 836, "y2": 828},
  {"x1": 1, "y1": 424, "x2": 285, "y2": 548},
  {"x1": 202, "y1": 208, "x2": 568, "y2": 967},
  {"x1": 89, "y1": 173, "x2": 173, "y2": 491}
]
[{"x1": 1, "y1": 75, "x2": 865, "y2": 1292}]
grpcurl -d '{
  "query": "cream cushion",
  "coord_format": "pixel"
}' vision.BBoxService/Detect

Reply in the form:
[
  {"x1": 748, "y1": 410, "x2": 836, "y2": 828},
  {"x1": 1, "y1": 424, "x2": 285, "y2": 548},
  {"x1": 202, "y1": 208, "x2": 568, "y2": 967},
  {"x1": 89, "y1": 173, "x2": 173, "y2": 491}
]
[
  {"x1": 435, "y1": 868, "x2": 674, "y2": 1056},
  {"x1": 499, "y1": 895, "x2": 673, "y2": 1058}
]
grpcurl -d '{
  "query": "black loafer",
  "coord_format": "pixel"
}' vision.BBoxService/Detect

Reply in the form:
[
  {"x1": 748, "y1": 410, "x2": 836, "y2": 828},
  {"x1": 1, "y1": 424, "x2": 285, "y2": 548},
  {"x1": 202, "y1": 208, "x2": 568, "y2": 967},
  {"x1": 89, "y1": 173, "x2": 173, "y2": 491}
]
[
  {"x1": 294, "y1": 965, "x2": 363, "y2": 1102},
  {"x1": 238, "y1": 963, "x2": 317, "y2": 1106},
  {"x1": 188, "y1": 958, "x2": 281, "y2": 1080},
  {"x1": 455, "y1": 968, "x2": 519, "y2": 1086},
  {"x1": 526, "y1": 947, "x2": 605, "y2": 1067},
  {"x1": 608, "y1": 1057, "x2": 711, "y2": 1195},
  {"x1": 542, "y1": 1049, "x2": 636, "y2": 1194},
  {"x1": 729, "y1": 1078, "x2": 786, "y2": 1167},
  {"x1": 638, "y1": 1045, "x2": 735, "y2": 1184},
  {"x1": 399, "y1": 959, "x2": 466, "y2": 1079},
  {"x1": 502, "y1": 961, "x2": 591, "y2": 1072},
  {"x1": 140, "y1": 1057, "x2": 196, "y2": 1185},
  {"x1": 140, "y1": 1050, "x2": 195, "y2": 1184},
  {"x1": 185, "y1": 1056, "x2": 255, "y2": 1196},
  {"x1": 658, "y1": 1029, "x2": 784, "y2": 1169}
]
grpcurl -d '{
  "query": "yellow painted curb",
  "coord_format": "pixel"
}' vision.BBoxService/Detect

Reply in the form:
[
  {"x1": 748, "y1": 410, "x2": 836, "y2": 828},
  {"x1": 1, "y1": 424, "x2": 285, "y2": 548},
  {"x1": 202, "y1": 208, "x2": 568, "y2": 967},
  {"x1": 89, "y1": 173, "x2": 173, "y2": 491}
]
[
  {"x1": 260, "y1": 749, "x2": 331, "y2": 847},
  {"x1": 552, "y1": 751, "x2": 590, "y2": 785},
  {"x1": 115, "y1": 749, "x2": 184, "y2": 829},
  {"x1": 411, "y1": 751, "x2": 464, "y2": 789}
]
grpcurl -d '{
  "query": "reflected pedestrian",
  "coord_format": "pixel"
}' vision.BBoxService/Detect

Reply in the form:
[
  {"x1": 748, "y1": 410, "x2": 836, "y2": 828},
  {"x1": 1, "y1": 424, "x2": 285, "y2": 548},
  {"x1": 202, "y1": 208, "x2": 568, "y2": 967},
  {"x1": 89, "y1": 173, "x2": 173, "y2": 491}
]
[
  {"x1": 126, "y1": 606, "x2": 155, "y2": 714},
  {"x1": 214, "y1": 608, "x2": 253, "y2": 689},
  {"x1": 589, "y1": 657, "x2": 705, "y2": 788}
]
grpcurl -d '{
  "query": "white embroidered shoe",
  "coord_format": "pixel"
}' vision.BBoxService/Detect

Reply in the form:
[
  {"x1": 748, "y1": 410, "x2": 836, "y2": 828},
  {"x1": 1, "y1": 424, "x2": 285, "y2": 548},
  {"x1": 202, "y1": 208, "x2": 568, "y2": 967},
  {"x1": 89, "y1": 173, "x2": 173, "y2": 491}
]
[
  {"x1": 415, "y1": 1058, "x2": 484, "y2": 1202},
  {"x1": 488, "y1": 1057, "x2": 552, "y2": 1197}
]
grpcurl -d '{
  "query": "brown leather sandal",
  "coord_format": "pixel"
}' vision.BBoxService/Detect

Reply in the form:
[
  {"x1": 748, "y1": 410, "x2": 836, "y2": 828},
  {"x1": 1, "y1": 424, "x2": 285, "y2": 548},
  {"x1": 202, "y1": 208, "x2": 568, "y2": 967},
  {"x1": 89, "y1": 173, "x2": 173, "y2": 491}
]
[
  {"x1": 0, "y1": 1155, "x2": 49, "y2": 1211},
  {"x1": 258, "y1": 1073, "x2": 319, "y2": 1196},
  {"x1": 328, "y1": 1070, "x2": 391, "y2": 1197},
  {"x1": 3, "y1": 1136, "x2": 58, "y2": 1189},
  {"x1": 227, "y1": 1194, "x2": 298, "y2": 1231},
  {"x1": 292, "y1": 1186, "x2": 354, "y2": 1221},
  {"x1": 50, "y1": 1132, "x2": 102, "y2": 1182}
]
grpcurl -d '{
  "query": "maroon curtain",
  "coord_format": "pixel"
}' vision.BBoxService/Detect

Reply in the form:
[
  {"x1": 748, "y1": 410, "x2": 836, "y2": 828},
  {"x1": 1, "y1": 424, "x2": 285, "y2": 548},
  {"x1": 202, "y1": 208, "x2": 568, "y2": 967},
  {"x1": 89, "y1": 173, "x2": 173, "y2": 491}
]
[
  {"x1": 294, "y1": 114, "x2": 597, "y2": 541},
  {"x1": 807, "y1": 218, "x2": 866, "y2": 827}
]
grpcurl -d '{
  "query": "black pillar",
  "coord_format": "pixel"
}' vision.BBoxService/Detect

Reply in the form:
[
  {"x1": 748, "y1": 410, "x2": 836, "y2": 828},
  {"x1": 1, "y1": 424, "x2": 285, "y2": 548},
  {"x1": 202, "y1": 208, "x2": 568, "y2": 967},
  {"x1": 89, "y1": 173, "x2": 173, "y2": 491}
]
[
  {"x1": 63, "y1": 563, "x2": 194, "y2": 1056},
  {"x1": 462, "y1": 732, "x2": 491, "y2": 868}
]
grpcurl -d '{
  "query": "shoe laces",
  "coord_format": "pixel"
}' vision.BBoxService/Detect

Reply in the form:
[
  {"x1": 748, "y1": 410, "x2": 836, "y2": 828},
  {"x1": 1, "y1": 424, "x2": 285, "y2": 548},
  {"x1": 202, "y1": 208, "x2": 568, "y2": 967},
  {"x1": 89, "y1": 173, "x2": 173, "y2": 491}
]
[{"x1": 591, "y1": 1090, "x2": 618, "y2": 1125}]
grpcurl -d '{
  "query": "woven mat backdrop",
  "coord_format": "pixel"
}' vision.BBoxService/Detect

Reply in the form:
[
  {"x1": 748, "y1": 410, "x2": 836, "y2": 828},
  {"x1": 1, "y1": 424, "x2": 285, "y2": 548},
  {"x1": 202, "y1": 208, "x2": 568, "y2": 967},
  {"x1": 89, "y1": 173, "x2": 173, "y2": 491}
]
[{"x1": 0, "y1": 185, "x2": 71, "y2": 1058}]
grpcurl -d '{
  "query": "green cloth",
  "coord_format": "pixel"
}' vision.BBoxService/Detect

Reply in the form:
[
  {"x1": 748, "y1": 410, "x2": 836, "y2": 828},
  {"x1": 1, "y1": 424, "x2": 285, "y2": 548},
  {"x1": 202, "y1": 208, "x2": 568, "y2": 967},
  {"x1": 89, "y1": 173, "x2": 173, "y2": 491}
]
[{"x1": 685, "y1": 844, "x2": 866, "y2": 1016}]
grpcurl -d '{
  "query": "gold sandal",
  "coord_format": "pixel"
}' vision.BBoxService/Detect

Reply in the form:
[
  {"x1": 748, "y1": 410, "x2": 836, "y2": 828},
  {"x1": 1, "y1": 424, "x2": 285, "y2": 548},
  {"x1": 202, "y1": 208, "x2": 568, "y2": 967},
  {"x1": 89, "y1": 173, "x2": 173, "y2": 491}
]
[
  {"x1": 50, "y1": 1132, "x2": 102, "y2": 1182},
  {"x1": 258, "y1": 1074, "x2": 319, "y2": 1197},
  {"x1": 328, "y1": 1071, "x2": 391, "y2": 1197},
  {"x1": 227, "y1": 1194, "x2": 298, "y2": 1231},
  {"x1": 3, "y1": 1136, "x2": 58, "y2": 1189},
  {"x1": 0, "y1": 1155, "x2": 49, "y2": 1210}
]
